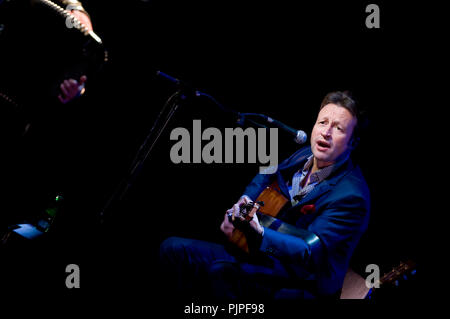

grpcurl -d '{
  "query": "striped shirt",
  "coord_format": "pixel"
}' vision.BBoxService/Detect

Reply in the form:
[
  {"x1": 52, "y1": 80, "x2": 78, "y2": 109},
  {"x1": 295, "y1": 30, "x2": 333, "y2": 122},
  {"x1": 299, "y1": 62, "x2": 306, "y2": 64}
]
[{"x1": 288, "y1": 155, "x2": 335, "y2": 206}]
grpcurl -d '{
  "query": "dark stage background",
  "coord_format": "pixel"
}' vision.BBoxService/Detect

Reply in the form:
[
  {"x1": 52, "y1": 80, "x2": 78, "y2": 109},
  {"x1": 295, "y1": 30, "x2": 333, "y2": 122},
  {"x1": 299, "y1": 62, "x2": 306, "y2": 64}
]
[{"x1": 1, "y1": 0, "x2": 433, "y2": 311}]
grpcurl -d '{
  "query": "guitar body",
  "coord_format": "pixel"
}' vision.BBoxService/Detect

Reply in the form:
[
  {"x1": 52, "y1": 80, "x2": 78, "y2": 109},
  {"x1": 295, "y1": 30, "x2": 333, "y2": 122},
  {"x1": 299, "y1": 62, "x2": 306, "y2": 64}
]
[
  {"x1": 229, "y1": 182, "x2": 289, "y2": 252},
  {"x1": 256, "y1": 182, "x2": 290, "y2": 217}
]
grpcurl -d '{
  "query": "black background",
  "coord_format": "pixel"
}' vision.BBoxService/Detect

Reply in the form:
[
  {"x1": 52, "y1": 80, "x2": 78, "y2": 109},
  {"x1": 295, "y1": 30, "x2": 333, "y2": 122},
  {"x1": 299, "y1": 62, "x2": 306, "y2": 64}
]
[{"x1": 1, "y1": 0, "x2": 436, "y2": 313}]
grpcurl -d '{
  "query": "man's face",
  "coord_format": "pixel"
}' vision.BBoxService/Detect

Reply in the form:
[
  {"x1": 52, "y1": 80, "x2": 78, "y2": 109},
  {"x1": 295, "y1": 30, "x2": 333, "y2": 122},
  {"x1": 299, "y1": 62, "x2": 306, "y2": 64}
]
[{"x1": 310, "y1": 103, "x2": 357, "y2": 168}]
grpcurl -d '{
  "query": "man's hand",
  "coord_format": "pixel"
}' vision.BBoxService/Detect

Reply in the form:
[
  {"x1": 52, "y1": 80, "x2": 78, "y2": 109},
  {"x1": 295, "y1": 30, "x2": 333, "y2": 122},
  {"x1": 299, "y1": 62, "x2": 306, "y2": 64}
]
[
  {"x1": 58, "y1": 75, "x2": 87, "y2": 104},
  {"x1": 248, "y1": 210, "x2": 264, "y2": 236},
  {"x1": 71, "y1": 10, "x2": 93, "y2": 32},
  {"x1": 220, "y1": 196, "x2": 264, "y2": 240},
  {"x1": 220, "y1": 210, "x2": 235, "y2": 240}
]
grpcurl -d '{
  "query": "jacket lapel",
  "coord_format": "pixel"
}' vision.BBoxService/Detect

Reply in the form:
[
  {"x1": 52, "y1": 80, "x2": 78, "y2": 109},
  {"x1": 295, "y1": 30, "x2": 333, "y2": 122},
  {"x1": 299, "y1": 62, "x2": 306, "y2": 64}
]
[
  {"x1": 276, "y1": 173, "x2": 292, "y2": 200},
  {"x1": 276, "y1": 149, "x2": 312, "y2": 200},
  {"x1": 293, "y1": 179, "x2": 332, "y2": 207},
  {"x1": 291, "y1": 157, "x2": 352, "y2": 208}
]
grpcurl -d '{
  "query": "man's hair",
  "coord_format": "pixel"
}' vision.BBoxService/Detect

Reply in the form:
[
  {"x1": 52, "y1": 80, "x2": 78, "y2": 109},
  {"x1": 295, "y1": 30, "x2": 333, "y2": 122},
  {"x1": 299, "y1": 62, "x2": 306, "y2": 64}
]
[{"x1": 320, "y1": 91, "x2": 363, "y2": 148}]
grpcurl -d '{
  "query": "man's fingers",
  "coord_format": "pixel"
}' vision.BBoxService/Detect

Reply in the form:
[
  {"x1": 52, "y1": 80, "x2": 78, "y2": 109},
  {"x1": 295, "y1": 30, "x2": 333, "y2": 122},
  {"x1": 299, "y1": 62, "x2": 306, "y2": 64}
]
[
  {"x1": 239, "y1": 196, "x2": 250, "y2": 205},
  {"x1": 59, "y1": 78, "x2": 87, "y2": 103},
  {"x1": 60, "y1": 82, "x2": 69, "y2": 97},
  {"x1": 58, "y1": 94, "x2": 68, "y2": 104},
  {"x1": 221, "y1": 212, "x2": 235, "y2": 237},
  {"x1": 248, "y1": 205, "x2": 259, "y2": 219},
  {"x1": 232, "y1": 204, "x2": 240, "y2": 217},
  {"x1": 67, "y1": 79, "x2": 80, "y2": 94}
]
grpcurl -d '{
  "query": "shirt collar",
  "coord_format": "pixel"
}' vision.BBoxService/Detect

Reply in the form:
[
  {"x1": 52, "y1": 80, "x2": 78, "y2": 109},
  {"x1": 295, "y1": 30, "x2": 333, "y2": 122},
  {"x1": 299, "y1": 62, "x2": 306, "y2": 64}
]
[{"x1": 302, "y1": 149, "x2": 351, "y2": 184}]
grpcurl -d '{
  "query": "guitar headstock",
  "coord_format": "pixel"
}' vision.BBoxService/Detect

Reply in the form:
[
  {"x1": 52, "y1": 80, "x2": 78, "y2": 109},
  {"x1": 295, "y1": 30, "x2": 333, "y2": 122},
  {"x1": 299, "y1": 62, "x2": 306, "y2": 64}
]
[{"x1": 378, "y1": 260, "x2": 417, "y2": 287}]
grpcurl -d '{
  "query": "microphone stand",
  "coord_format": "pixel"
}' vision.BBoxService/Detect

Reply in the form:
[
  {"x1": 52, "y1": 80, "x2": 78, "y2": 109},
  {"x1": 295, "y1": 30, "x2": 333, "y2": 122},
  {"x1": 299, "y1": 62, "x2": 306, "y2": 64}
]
[
  {"x1": 236, "y1": 113, "x2": 269, "y2": 129},
  {"x1": 99, "y1": 82, "x2": 187, "y2": 224},
  {"x1": 97, "y1": 71, "x2": 277, "y2": 225}
]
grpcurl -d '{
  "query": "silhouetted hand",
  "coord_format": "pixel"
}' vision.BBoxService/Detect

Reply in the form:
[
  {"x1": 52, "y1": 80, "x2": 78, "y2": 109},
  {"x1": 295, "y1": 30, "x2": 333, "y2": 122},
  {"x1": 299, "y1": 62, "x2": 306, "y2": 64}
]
[{"x1": 58, "y1": 75, "x2": 87, "y2": 104}]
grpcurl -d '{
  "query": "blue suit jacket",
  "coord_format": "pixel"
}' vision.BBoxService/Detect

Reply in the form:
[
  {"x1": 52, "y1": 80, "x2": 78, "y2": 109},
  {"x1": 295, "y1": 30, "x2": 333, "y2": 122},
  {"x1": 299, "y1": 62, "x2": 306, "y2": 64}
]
[{"x1": 243, "y1": 146, "x2": 370, "y2": 297}]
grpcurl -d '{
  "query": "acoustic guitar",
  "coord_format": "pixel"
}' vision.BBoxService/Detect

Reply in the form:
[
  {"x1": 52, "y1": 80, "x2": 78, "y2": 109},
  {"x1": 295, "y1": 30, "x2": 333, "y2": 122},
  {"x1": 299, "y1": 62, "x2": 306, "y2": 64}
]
[
  {"x1": 375, "y1": 260, "x2": 417, "y2": 288},
  {"x1": 228, "y1": 181, "x2": 321, "y2": 253},
  {"x1": 341, "y1": 260, "x2": 417, "y2": 299},
  {"x1": 228, "y1": 182, "x2": 289, "y2": 252}
]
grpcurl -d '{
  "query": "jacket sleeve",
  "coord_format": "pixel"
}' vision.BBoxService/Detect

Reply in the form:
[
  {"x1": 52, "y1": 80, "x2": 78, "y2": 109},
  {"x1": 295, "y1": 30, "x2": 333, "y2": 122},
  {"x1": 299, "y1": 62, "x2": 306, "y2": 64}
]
[
  {"x1": 242, "y1": 173, "x2": 274, "y2": 201},
  {"x1": 259, "y1": 192, "x2": 370, "y2": 275},
  {"x1": 307, "y1": 194, "x2": 370, "y2": 256}
]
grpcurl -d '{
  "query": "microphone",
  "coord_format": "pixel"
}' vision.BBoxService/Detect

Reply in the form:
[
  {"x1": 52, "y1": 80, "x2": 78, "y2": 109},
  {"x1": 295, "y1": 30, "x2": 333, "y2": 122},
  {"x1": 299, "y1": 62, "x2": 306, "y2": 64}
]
[
  {"x1": 154, "y1": 71, "x2": 308, "y2": 145},
  {"x1": 257, "y1": 114, "x2": 307, "y2": 144}
]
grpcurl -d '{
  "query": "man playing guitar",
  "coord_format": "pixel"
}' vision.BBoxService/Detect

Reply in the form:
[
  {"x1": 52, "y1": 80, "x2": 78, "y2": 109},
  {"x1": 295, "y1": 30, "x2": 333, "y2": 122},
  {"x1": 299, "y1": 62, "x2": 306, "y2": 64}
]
[{"x1": 160, "y1": 91, "x2": 370, "y2": 300}]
